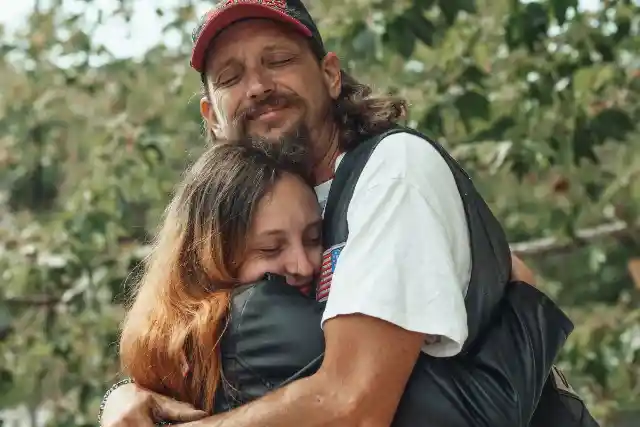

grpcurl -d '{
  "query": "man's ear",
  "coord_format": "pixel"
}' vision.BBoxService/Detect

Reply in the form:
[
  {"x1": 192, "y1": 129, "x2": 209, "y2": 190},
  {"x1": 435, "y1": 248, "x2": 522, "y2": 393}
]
[
  {"x1": 200, "y1": 97, "x2": 220, "y2": 138},
  {"x1": 321, "y1": 52, "x2": 342, "y2": 100}
]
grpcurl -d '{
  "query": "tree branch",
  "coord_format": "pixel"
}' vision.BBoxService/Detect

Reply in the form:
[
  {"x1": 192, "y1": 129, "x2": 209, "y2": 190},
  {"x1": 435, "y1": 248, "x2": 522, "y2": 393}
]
[
  {"x1": 510, "y1": 220, "x2": 640, "y2": 257},
  {"x1": 2, "y1": 295, "x2": 59, "y2": 306}
]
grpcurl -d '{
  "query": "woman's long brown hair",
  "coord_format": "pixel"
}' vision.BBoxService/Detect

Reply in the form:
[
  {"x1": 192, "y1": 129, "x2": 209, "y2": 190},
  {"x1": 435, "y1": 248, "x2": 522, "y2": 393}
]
[{"x1": 119, "y1": 137, "x2": 312, "y2": 413}]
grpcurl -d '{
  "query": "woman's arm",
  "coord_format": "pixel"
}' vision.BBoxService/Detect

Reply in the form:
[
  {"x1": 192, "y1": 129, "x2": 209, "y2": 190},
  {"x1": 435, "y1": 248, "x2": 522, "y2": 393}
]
[
  {"x1": 100, "y1": 382, "x2": 205, "y2": 427},
  {"x1": 188, "y1": 313, "x2": 425, "y2": 427},
  {"x1": 101, "y1": 276, "x2": 421, "y2": 427},
  {"x1": 101, "y1": 314, "x2": 421, "y2": 427}
]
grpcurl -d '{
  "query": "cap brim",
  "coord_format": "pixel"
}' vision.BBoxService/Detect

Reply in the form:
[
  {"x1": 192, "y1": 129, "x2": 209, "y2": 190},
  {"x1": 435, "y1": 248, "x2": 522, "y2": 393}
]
[{"x1": 191, "y1": 4, "x2": 313, "y2": 72}]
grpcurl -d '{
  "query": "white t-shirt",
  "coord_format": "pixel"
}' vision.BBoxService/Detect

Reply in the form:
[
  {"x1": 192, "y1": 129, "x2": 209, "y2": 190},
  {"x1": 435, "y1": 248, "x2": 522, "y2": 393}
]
[{"x1": 314, "y1": 131, "x2": 471, "y2": 357}]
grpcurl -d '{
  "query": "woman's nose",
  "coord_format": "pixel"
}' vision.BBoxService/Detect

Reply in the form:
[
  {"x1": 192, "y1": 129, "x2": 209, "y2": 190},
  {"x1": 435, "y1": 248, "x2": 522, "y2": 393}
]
[{"x1": 285, "y1": 248, "x2": 317, "y2": 287}]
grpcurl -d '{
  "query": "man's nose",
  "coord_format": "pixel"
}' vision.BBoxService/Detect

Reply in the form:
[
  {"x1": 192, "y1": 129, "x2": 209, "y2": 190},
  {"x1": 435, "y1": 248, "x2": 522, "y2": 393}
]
[{"x1": 245, "y1": 69, "x2": 274, "y2": 101}]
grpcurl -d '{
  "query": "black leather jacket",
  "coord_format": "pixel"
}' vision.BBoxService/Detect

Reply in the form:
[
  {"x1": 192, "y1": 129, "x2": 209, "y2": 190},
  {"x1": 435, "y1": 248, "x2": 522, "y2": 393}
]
[{"x1": 215, "y1": 275, "x2": 572, "y2": 427}]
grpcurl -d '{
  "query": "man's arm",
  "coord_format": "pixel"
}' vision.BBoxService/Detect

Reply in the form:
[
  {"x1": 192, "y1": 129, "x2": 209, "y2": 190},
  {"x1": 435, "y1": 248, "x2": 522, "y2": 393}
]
[
  {"x1": 511, "y1": 255, "x2": 536, "y2": 285},
  {"x1": 188, "y1": 314, "x2": 424, "y2": 427}
]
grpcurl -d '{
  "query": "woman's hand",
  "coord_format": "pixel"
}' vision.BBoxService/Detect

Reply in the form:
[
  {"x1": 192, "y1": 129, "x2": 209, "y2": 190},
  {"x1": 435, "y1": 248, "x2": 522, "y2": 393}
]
[
  {"x1": 511, "y1": 255, "x2": 536, "y2": 285},
  {"x1": 101, "y1": 382, "x2": 206, "y2": 427}
]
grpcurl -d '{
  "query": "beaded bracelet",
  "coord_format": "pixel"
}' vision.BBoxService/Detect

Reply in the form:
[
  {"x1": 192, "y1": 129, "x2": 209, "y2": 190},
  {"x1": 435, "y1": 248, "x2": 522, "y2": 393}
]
[
  {"x1": 98, "y1": 378, "x2": 172, "y2": 426},
  {"x1": 98, "y1": 378, "x2": 133, "y2": 426}
]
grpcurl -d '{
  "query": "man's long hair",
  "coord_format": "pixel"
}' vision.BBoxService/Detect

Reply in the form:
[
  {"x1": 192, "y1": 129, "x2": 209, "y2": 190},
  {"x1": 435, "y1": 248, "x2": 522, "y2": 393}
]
[{"x1": 331, "y1": 70, "x2": 408, "y2": 150}]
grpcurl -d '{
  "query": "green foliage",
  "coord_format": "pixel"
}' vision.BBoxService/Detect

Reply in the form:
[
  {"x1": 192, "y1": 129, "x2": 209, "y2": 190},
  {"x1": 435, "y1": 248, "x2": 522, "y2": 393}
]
[{"x1": 1, "y1": 0, "x2": 639, "y2": 425}]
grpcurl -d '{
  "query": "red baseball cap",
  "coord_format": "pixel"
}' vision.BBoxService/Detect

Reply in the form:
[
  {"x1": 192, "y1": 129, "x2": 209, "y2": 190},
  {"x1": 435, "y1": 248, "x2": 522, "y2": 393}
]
[{"x1": 190, "y1": 0, "x2": 326, "y2": 73}]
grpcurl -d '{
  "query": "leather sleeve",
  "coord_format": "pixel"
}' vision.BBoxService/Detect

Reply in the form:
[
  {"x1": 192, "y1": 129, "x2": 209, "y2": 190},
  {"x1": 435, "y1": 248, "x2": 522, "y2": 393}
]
[
  {"x1": 216, "y1": 278, "x2": 574, "y2": 427},
  {"x1": 216, "y1": 275, "x2": 325, "y2": 410},
  {"x1": 530, "y1": 368, "x2": 601, "y2": 427}
]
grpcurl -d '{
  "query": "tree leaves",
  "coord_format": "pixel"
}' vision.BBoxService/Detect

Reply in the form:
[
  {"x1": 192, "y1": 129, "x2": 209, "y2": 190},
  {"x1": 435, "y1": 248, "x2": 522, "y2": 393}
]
[
  {"x1": 590, "y1": 107, "x2": 634, "y2": 142},
  {"x1": 454, "y1": 89, "x2": 490, "y2": 130},
  {"x1": 505, "y1": 2, "x2": 550, "y2": 52},
  {"x1": 1, "y1": 0, "x2": 640, "y2": 425},
  {"x1": 551, "y1": 0, "x2": 578, "y2": 26},
  {"x1": 0, "y1": 301, "x2": 12, "y2": 341},
  {"x1": 573, "y1": 64, "x2": 616, "y2": 98},
  {"x1": 382, "y1": 8, "x2": 439, "y2": 58},
  {"x1": 419, "y1": 104, "x2": 444, "y2": 136},
  {"x1": 470, "y1": 116, "x2": 516, "y2": 142},
  {"x1": 383, "y1": 16, "x2": 417, "y2": 58},
  {"x1": 379, "y1": 0, "x2": 481, "y2": 59},
  {"x1": 404, "y1": 12, "x2": 436, "y2": 47},
  {"x1": 572, "y1": 107, "x2": 634, "y2": 164},
  {"x1": 438, "y1": 0, "x2": 476, "y2": 25}
]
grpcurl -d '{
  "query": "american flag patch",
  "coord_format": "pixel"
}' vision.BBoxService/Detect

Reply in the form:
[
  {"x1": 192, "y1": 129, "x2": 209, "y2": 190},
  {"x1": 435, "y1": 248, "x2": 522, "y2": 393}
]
[{"x1": 316, "y1": 243, "x2": 345, "y2": 302}]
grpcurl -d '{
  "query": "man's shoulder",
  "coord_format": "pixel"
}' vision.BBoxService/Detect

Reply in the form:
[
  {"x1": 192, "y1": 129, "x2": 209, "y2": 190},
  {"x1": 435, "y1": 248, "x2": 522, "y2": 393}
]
[{"x1": 361, "y1": 129, "x2": 455, "y2": 189}]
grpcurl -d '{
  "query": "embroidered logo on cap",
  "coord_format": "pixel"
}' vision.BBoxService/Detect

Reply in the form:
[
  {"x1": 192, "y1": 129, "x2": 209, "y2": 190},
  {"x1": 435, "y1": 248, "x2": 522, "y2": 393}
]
[{"x1": 221, "y1": 0, "x2": 287, "y2": 11}]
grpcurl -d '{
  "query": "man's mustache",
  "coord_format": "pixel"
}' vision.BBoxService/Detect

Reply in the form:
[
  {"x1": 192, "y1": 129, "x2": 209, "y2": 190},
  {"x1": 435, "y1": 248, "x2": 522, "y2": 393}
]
[{"x1": 234, "y1": 93, "x2": 302, "y2": 124}]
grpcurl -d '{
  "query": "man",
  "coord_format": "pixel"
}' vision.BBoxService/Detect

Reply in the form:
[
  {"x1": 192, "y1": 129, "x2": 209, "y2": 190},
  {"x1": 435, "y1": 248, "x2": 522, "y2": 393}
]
[{"x1": 100, "y1": 1, "x2": 591, "y2": 426}]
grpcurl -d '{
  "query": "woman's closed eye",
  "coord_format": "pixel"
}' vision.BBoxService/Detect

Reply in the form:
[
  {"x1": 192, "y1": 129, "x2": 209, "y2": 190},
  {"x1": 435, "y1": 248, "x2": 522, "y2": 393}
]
[
  {"x1": 269, "y1": 57, "x2": 292, "y2": 67},
  {"x1": 257, "y1": 246, "x2": 283, "y2": 256},
  {"x1": 305, "y1": 235, "x2": 321, "y2": 247},
  {"x1": 303, "y1": 222, "x2": 322, "y2": 247}
]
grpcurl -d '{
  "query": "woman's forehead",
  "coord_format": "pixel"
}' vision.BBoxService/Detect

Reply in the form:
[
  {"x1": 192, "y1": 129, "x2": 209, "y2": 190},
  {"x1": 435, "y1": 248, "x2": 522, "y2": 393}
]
[{"x1": 250, "y1": 175, "x2": 320, "y2": 234}]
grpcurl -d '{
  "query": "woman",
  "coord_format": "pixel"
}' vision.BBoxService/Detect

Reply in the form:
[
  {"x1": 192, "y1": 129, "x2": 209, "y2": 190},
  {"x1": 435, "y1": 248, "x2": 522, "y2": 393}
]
[
  {"x1": 119, "y1": 135, "x2": 322, "y2": 414},
  {"x1": 114, "y1": 135, "x2": 573, "y2": 427}
]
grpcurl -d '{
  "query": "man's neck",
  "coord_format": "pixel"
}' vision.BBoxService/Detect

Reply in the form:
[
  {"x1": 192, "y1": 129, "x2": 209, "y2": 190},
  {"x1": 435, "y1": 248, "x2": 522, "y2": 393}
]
[{"x1": 312, "y1": 123, "x2": 341, "y2": 185}]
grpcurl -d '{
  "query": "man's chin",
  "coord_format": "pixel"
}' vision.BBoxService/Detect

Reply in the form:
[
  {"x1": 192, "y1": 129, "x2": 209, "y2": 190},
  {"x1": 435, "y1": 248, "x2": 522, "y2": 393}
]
[{"x1": 248, "y1": 123, "x2": 301, "y2": 141}]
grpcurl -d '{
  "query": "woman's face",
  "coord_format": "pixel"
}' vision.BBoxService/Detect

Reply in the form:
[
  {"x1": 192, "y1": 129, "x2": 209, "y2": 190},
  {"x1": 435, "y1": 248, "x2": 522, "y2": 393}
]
[{"x1": 238, "y1": 173, "x2": 322, "y2": 295}]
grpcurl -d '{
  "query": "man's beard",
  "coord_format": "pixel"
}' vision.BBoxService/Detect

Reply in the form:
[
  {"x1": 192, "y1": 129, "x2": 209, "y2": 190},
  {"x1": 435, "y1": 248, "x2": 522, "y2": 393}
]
[
  {"x1": 247, "y1": 123, "x2": 316, "y2": 176},
  {"x1": 229, "y1": 92, "x2": 316, "y2": 173}
]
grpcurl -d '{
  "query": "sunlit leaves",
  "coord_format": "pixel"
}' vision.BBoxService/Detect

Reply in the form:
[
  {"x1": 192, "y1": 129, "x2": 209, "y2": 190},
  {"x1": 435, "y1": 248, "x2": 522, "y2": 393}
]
[
  {"x1": 550, "y1": 0, "x2": 578, "y2": 26},
  {"x1": 505, "y1": 2, "x2": 550, "y2": 52},
  {"x1": 1, "y1": 0, "x2": 640, "y2": 425},
  {"x1": 438, "y1": 0, "x2": 476, "y2": 26},
  {"x1": 454, "y1": 89, "x2": 490, "y2": 131}
]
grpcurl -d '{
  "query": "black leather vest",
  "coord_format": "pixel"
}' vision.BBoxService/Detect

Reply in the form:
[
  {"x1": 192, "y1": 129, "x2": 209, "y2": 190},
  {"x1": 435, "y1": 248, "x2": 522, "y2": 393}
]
[
  {"x1": 214, "y1": 127, "x2": 597, "y2": 427},
  {"x1": 321, "y1": 126, "x2": 511, "y2": 350}
]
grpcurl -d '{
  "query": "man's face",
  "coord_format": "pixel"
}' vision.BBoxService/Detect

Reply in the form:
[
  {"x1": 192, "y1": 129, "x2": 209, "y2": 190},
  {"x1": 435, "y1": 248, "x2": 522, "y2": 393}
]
[{"x1": 200, "y1": 19, "x2": 341, "y2": 142}]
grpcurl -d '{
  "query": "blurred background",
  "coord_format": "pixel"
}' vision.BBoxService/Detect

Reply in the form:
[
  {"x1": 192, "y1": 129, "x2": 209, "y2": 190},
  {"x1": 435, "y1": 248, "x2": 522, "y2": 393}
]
[{"x1": 0, "y1": 0, "x2": 639, "y2": 426}]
